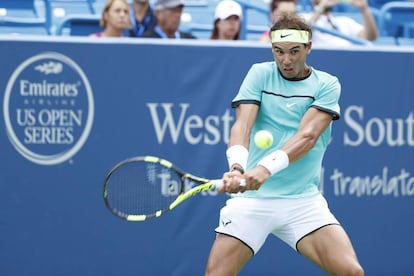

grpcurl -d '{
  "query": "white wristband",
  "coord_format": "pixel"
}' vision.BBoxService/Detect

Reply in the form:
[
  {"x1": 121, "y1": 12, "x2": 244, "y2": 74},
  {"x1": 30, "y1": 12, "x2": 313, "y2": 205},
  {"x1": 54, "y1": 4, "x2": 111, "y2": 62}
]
[
  {"x1": 226, "y1": 145, "x2": 248, "y2": 171},
  {"x1": 257, "y1": 150, "x2": 289, "y2": 175}
]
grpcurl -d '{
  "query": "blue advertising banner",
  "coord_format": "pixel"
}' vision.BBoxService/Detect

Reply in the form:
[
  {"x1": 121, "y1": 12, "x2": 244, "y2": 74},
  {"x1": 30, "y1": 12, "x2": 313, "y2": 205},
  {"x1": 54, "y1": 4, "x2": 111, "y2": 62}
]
[{"x1": 1, "y1": 36, "x2": 413, "y2": 275}]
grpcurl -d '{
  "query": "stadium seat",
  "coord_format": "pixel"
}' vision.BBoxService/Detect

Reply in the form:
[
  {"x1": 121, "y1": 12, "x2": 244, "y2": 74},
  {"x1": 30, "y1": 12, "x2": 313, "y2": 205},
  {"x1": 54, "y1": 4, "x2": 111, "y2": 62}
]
[
  {"x1": 234, "y1": 0, "x2": 269, "y2": 40},
  {"x1": 368, "y1": 0, "x2": 410, "y2": 9},
  {"x1": 180, "y1": 23, "x2": 212, "y2": 39},
  {"x1": 0, "y1": 19, "x2": 49, "y2": 35},
  {"x1": 378, "y1": 1, "x2": 414, "y2": 38},
  {"x1": 179, "y1": 1, "x2": 215, "y2": 39},
  {"x1": 44, "y1": 0, "x2": 97, "y2": 34},
  {"x1": 91, "y1": 0, "x2": 106, "y2": 15},
  {"x1": 0, "y1": 0, "x2": 42, "y2": 18},
  {"x1": 373, "y1": 35, "x2": 399, "y2": 45},
  {"x1": 397, "y1": 37, "x2": 414, "y2": 45},
  {"x1": 54, "y1": 14, "x2": 101, "y2": 36},
  {"x1": 0, "y1": 0, "x2": 49, "y2": 35}
]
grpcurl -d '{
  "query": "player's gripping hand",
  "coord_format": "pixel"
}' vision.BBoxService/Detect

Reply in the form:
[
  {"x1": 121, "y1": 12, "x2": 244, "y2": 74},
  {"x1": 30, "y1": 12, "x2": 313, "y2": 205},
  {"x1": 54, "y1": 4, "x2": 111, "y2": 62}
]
[
  {"x1": 219, "y1": 164, "x2": 271, "y2": 194},
  {"x1": 219, "y1": 170, "x2": 246, "y2": 194},
  {"x1": 242, "y1": 165, "x2": 271, "y2": 191}
]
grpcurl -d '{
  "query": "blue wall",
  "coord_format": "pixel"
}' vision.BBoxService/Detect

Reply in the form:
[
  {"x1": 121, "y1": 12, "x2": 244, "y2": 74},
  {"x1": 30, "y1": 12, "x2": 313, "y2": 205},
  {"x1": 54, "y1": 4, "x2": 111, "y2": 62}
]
[{"x1": 1, "y1": 37, "x2": 414, "y2": 275}]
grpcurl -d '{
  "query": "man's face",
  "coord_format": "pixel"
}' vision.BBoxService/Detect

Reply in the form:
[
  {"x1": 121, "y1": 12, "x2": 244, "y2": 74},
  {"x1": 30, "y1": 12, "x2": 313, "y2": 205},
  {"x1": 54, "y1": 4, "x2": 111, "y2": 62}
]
[
  {"x1": 271, "y1": 42, "x2": 311, "y2": 79},
  {"x1": 156, "y1": 6, "x2": 183, "y2": 34}
]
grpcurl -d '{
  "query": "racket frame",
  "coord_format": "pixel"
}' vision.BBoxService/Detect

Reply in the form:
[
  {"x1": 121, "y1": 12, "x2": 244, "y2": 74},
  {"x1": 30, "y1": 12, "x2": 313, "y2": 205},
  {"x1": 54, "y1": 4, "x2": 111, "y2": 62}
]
[{"x1": 103, "y1": 156, "x2": 222, "y2": 221}]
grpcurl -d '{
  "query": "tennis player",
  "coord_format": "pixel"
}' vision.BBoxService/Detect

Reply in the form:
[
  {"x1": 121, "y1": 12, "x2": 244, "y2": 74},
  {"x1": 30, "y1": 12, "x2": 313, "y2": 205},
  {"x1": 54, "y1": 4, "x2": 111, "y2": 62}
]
[{"x1": 205, "y1": 13, "x2": 364, "y2": 276}]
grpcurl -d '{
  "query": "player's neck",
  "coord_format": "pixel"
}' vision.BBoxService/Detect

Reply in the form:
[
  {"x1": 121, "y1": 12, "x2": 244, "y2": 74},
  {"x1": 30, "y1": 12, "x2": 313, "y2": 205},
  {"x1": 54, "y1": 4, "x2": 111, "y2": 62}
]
[{"x1": 302, "y1": 65, "x2": 311, "y2": 78}]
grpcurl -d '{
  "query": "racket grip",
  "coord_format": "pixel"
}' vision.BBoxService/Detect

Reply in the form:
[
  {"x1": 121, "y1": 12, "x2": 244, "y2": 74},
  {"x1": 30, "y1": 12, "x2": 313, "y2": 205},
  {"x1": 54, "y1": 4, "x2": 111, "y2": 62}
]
[
  {"x1": 240, "y1": 179, "x2": 246, "y2": 186},
  {"x1": 212, "y1": 179, "x2": 246, "y2": 189}
]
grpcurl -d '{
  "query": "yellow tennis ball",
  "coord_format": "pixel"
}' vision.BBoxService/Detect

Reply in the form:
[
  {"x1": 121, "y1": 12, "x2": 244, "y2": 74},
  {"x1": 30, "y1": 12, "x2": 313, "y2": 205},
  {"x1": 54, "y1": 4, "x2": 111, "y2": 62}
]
[{"x1": 254, "y1": 130, "x2": 273, "y2": 149}]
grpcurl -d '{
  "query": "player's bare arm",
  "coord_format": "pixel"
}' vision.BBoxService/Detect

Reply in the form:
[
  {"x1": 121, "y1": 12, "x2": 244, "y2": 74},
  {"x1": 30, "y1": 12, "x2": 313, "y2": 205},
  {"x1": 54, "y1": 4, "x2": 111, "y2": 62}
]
[
  {"x1": 220, "y1": 104, "x2": 258, "y2": 193},
  {"x1": 281, "y1": 107, "x2": 333, "y2": 163},
  {"x1": 226, "y1": 106, "x2": 333, "y2": 192},
  {"x1": 227, "y1": 103, "x2": 259, "y2": 148},
  {"x1": 245, "y1": 107, "x2": 333, "y2": 188}
]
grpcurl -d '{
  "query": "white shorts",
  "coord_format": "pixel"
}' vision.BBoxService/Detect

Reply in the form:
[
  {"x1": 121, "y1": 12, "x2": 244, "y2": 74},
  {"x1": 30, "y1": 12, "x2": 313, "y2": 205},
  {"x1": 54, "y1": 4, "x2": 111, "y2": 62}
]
[{"x1": 214, "y1": 194, "x2": 339, "y2": 255}]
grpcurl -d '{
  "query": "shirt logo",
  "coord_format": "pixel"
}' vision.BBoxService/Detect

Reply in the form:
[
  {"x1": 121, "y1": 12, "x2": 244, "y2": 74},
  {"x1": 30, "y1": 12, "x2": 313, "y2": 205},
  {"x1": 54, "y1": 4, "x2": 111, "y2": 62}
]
[
  {"x1": 280, "y1": 33, "x2": 293, "y2": 38},
  {"x1": 221, "y1": 218, "x2": 232, "y2": 227},
  {"x1": 286, "y1": 102, "x2": 297, "y2": 108}
]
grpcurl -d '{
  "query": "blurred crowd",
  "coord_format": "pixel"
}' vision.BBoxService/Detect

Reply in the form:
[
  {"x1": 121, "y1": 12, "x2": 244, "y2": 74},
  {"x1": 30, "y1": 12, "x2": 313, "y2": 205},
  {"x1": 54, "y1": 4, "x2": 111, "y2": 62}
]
[
  {"x1": 3, "y1": 0, "x2": 411, "y2": 46},
  {"x1": 90, "y1": 0, "x2": 384, "y2": 46}
]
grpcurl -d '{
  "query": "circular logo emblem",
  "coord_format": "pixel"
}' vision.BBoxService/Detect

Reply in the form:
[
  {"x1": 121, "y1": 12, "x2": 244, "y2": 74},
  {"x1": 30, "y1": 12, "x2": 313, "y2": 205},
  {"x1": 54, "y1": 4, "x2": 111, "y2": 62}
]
[{"x1": 3, "y1": 52, "x2": 94, "y2": 165}]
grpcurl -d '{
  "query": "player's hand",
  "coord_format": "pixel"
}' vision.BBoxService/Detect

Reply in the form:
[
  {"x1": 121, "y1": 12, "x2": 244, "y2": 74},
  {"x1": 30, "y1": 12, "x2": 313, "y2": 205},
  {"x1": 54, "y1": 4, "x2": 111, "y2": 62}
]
[
  {"x1": 219, "y1": 165, "x2": 271, "y2": 193},
  {"x1": 242, "y1": 166, "x2": 271, "y2": 191},
  {"x1": 220, "y1": 170, "x2": 246, "y2": 194}
]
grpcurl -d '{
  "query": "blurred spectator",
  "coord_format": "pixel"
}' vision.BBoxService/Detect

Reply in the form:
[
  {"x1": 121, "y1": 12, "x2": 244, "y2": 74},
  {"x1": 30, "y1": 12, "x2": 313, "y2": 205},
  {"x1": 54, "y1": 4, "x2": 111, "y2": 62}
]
[
  {"x1": 129, "y1": 0, "x2": 158, "y2": 37},
  {"x1": 89, "y1": 0, "x2": 131, "y2": 37},
  {"x1": 302, "y1": 0, "x2": 378, "y2": 46},
  {"x1": 259, "y1": 0, "x2": 298, "y2": 42},
  {"x1": 210, "y1": 0, "x2": 243, "y2": 40},
  {"x1": 141, "y1": 0, "x2": 196, "y2": 39}
]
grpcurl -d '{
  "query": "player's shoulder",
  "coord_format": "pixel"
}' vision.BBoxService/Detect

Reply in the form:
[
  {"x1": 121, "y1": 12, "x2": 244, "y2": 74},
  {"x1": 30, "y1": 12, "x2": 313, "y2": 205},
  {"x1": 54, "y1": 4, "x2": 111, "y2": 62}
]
[
  {"x1": 250, "y1": 61, "x2": 276, "y2": 73},
  {"x1": 311, "y1": 67, "x2": 341, "y2": 92},
  {"x1": 252, "y1": 61, "x2": 274, "y2": 67},
  {"x1": 311, "y1": 67, "x2": 339, "y2": 82}
]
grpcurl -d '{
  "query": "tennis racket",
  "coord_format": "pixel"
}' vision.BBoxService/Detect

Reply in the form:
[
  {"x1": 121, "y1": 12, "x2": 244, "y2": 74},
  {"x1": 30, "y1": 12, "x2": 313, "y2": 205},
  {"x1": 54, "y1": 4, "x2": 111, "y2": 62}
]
[{"x1": 103, "y1": 155, "x2": 232, "y2": 221}]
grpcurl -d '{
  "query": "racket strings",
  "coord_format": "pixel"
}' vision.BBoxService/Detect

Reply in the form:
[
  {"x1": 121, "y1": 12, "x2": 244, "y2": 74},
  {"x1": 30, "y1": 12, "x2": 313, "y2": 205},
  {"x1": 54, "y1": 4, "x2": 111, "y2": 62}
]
[{"x1": 105, "y1": 161, "x2": 181, "y2": 217}]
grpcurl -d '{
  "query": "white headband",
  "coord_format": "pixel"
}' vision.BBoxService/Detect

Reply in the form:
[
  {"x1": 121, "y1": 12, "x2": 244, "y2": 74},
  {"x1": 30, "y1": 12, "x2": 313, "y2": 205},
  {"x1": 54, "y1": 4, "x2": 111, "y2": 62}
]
[{"x1": 271, "y1": 29, "x2": 310, "y2": 43}]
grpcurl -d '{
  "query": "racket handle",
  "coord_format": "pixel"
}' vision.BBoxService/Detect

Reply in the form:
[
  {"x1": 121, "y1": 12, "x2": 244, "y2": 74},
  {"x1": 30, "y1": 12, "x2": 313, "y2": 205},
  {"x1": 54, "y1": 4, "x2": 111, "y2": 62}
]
[
  {"x1": 212, "y1": 179, "x2": 246, "y2": 189},
  {"x1": 240, "y1": 179, "x2": 246, "y2": 187}
]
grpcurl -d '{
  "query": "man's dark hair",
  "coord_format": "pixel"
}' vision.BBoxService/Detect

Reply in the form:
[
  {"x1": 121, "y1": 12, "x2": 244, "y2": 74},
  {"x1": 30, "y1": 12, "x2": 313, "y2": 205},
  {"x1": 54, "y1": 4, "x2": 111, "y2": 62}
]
[{"x1": 270, "y1": 13, "x2": 312, "y2": 40}]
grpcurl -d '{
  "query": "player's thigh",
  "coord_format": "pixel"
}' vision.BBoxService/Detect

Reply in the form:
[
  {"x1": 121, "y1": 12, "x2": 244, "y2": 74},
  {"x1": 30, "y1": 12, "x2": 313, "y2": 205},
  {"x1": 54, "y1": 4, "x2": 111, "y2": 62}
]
[
  {"x1": 297, "y1": 224, "x2": 362, "y2": 273},
  {"x1": 205, "y1": 233, "x2": 253, "y2": 276}
]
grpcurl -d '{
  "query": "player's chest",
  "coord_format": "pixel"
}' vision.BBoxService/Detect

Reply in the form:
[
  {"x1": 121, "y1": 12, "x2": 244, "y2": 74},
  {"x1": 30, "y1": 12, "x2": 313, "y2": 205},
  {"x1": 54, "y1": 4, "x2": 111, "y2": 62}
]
[{"x1": 260, "y1": 88, "x2": 316, "y2": 120}]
